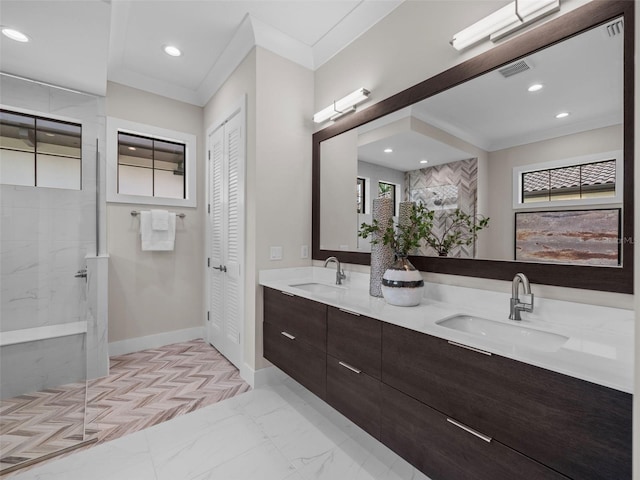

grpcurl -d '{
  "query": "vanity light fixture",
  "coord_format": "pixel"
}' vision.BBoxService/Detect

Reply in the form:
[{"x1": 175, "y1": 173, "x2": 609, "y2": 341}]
[
  {"x1": 163, "y1": 45, "x2": 182, "y2": 57},
  {"x1": 528, "y1": 83, "x2": 543, "y2": 92},
  {"x1": 313, "y1": 88, "x2": 370, "y2": 123},
  {"x1": 450, "y1": 0, "x2": 560, "y2": 51},
  {"x1": 384, "y1": 148, "x2": 393, "y2": 153},
  {"x1": 1, "y1": 27, "x2": 29, "y2": 43},
  {"x1": 555, "y1": 112, "x2": 570, "y2": 119}
]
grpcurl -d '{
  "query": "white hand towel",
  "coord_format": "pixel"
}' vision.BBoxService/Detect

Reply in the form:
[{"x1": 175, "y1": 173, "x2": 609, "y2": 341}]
[
  {"x1": 151, "y1": 209, "x2": 169, "y2": 231},
  {"x1": 140, "y1": 211, "x2": 176, "y2": 251}
]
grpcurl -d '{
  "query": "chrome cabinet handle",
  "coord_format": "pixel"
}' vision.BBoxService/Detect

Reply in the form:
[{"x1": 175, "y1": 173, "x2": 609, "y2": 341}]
[
  {"x1": 446, "y1": 418, "x2": 492, "y2": 443},
  {"x1": 447, "y1": 340, "x2": 492, "y2": 356},
  {"x1": 338, "y1": 308, "x2": 361, "y2": 316},
  {"x1": 212, "y1": 265, "x2": 227, "y2": 272},
  {"x1": 280, "y1": 331, "x2": 295, "y2": 340},
  {"x1": 338, "y1": 361, "x2": 362, "y2": 374},
  {"x1": 74, "y1": 269, "x2": 87, "y2": 278}
]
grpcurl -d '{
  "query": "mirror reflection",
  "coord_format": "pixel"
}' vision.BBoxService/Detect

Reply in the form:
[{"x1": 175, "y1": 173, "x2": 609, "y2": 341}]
[{"x1": 320, "y1": 17, "x2": 623, "y2": 266}]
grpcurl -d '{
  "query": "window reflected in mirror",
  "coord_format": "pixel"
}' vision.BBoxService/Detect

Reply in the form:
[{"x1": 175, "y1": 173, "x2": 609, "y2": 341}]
[{"x1": 522, "y1": 159, "x2": 616, "y2": 203}]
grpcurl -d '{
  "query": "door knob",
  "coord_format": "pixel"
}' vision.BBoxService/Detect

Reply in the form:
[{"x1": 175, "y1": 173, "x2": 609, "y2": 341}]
[
  {"x1": 212, "y1": 265, "x2": 227, "y2": 272},
  {"x1": 75, "y1": 269, "x2": 87, "y2": 278}
]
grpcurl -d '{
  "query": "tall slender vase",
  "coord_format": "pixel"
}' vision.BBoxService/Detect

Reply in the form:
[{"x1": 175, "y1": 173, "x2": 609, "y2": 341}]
[
  {"x1": 369, "y1": 197, "x2": 394, "y2": 297},
  {"x1": 398, "y1": 201, "x2": 414, "y2": 230}
]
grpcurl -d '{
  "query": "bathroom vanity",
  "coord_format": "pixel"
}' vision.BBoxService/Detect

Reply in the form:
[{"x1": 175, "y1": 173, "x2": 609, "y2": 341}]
[{"x1": 260, "y1": 267, "x2": 632, "y2": 480}]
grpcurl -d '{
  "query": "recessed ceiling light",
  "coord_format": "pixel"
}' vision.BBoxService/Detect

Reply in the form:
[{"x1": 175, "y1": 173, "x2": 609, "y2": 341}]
[
  {"x1": 163, "y1": 45, "x2": 182, "y2": 57},
  {"x1": 420, "y1": 159, "x2": 428, "y2": 164},
  {"x1": 528, "y1": 83, "x2": 543, "y2": 92},
  {"x1": 555, "y1": 112, "x2": 570, "y2": 119},
  {"x1": 2, "y1": 28, "x2": 29, "y2": 43},
  {"x1": 384, "y1": 148, "x2": 393, "y2": 153},
  {"x1": 128, "y1": 146, "x2": 137, "y2": 151}
]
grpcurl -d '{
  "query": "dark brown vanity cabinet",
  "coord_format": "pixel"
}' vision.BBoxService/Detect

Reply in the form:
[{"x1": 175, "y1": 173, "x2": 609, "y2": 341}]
[
  {"x1": 262, "y1": 288, "x2": 631, "y2": 480},
  {"x1": 382, "y1": 322, "x2": 632, "y2": 480},
  {"x1": 326, "y1": 307, "x2": 382, "y2": 439},
  {"x1": 263, "y1": 288, "x2": 327, "y2": 398},
  {"x1": 381, "y1": 384, "x2": 570, "y2": 480}
]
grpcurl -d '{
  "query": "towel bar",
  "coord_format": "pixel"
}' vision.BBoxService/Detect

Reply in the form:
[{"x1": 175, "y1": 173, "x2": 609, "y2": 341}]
[{"x1": 131, "y1": 210, "x2": 186, "y2": 218}]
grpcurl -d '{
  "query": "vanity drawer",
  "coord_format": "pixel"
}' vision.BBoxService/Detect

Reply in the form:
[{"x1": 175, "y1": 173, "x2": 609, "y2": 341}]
[
  {"x1": 382, "y1": 323, "x2": 632, "y2": 480},
  {"x1": 326, "y1": 354, "x2": 381, "y2": 439},
  {"x1": 327, "y1": 306, "x2": 381, "y2": 379},
  {"x1": 381, "y1": 384, "x2": 570, "y2": 480},
  {"x1": 263, "y1": 321, "x2": 326, "y2": 399},
  {"x1": 263, "y1": 287, "x2": 327, "y2": 351}
]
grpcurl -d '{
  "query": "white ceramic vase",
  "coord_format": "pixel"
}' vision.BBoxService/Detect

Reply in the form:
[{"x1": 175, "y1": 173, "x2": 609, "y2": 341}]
[{"x1": 381, "y1": 254, "x2": 424, "y2": 307}]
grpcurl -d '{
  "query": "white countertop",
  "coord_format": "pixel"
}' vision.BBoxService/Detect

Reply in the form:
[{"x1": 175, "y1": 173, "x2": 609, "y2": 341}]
[{"x1": 259, "y1": 267, "x2": 634, "y2": 394}]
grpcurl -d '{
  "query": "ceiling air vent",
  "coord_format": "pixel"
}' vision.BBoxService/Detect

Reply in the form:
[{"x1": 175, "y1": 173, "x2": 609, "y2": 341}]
[
  {"x1": 498, "y1": 60, "x2": 531, "y2": 78},
  {"x1": 605, "y1": 19, "x2": 623, "y2": 38}
]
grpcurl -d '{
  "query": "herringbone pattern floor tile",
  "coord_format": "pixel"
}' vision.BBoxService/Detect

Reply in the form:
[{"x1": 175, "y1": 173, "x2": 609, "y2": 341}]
[{"x1": 0, "y1": 339, "x2": 250, "y2": 475}]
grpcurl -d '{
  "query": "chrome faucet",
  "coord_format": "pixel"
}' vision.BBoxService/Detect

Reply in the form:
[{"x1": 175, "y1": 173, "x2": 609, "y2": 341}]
[
  {"x1": 509, "y1": 273, "x2": 534, "y2": 321},
  {"x1": 324, "y1": 256, "x2": 346, "y2": 285}
]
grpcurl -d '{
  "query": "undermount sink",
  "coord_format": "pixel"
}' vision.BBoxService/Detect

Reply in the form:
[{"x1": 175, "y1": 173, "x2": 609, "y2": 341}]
[
  {"x1": 290, "y1": 282, "x2": 346, "y2": 295},
  {"x1": 436, "y1": 314, "x2": 569, "y2": 353}
]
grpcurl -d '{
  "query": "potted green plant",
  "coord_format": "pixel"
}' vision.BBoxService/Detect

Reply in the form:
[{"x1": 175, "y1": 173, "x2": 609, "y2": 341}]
[
  {"x1": 359, "y1": 203, "x2": 434, "y2": 306},
  {"x1": 425, "y1": 208, "x2": 490, "y2": 257},
  {"x1": 359, "y1": 202, "x2": 434, "y2": 256}
]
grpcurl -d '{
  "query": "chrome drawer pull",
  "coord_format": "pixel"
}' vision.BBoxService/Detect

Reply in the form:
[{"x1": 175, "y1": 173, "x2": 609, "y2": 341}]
[
  {"x1": 446, "y1": 418, "x2": 492, "y2": 443},
  {"x1": 280, "y1": 291, "x2": 295, "y2": 296},
  {"x1": 338, "y1": 308, "x2": 361, "y2": 316},
  {"x1": 447, "y1": 341, "x2": 492, "y2": 356},
  {"x1": 280, "y1": 331, "x2": 295, "y2": 340},
  {"x1": 338, "y1": 361, "x2": 362, "y2": 374}
]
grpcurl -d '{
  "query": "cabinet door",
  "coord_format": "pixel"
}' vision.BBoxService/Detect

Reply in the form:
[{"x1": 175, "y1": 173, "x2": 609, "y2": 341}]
[
  {"x1": 381, "y1": 384, "x2": 570, "y2": 480},
  {"x1": 327, "y1": 307, "x2": 381, "y2": 379},
  {"x1": 382, "y1": 323, "x2": 632, "y2": 480},
  {"x1": 263, "y1": 322, "x2": 326, "y2": 399},
  {"x1": 326, "y1": 354, "x2": 380, "y2": 439},
  {"x1": 263, "y1": 287, "x2": 327, "y2": 351}
]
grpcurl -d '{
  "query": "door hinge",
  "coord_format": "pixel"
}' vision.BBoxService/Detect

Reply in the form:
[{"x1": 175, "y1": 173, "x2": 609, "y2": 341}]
[
  {"x1": 207, "y1": 257, "x2": 210, "y2": 267},
  {"x1": 207, "y1": 311, "x2": 210, "y2": 321},
  {"x1": 208, "y1": 204, "x2": 210, "y2": 214},
  {"x1": 208, "y1": 151, "x2": 211, "y2": 160}
]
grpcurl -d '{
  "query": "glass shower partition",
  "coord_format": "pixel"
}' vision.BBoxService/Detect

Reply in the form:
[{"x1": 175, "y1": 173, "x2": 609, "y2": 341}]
[{"x1": 0, "y1": 74, "x2": 105, "y2": 474}]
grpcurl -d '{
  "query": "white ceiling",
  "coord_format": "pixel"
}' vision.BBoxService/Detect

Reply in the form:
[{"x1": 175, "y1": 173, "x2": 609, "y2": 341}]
[
  {"x1": 0, "y1": 0, "x2": 402, "y2": 105},
  {"x1": 357, "y1": 17, "x2": 623, "y2": 172}
]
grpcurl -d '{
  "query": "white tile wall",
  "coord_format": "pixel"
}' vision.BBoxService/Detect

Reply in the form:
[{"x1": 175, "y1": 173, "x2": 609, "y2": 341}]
[{"x1": 0, "y1": 74, "x2": 108, "y2": 395}]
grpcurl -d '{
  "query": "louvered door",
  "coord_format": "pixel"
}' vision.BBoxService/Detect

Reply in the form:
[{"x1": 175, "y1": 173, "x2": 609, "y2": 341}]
[{"x1": 207, "y1": 107, "x2": 244, "y2": 369}]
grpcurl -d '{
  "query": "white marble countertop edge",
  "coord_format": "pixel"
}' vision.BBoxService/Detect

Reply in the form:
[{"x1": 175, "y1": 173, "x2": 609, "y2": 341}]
[{"x1": 259, "y1": 267, "x2": 633, "y2": 394}]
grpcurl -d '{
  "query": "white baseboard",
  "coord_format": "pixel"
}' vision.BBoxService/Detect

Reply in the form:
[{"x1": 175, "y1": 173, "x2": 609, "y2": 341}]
[
  {"x1": 108, "y1": 327, "x2": 205, "y2": 357},
  {"x1": 242, "y1": 365, "x2": 286, "y2": 388}
]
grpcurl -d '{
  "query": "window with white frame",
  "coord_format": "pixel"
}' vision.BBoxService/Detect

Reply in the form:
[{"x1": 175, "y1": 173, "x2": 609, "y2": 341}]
[
  {"x1": 117, "y1": 132, "x2": 185, "y2": 199},
  {"x1": 513, "y1": 151, "x2": 622, "y2": 210},
  {"x1": 107, "y1": 118, "x2": 196, "y2": 207},
  {"x1": 0, "y1": 109, "x2": 82, "y2": 190}
]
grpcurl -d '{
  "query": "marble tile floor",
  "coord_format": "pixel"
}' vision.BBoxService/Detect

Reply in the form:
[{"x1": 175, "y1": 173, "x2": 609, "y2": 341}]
[
  {"x1": 7, "y1": 377, "x2": 432, "y2": 480},
  {"x1": 1, "y1": 340, "x2": 250, "y2": 476}
]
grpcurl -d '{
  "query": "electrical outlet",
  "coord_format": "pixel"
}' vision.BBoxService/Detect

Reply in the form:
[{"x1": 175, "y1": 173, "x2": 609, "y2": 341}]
[
  {"x1": 300, "y1": 245, "x2": 309, "y2": 259},
  {"x1": 270, "y1": 246, "x2": 283, "y2": 260}
]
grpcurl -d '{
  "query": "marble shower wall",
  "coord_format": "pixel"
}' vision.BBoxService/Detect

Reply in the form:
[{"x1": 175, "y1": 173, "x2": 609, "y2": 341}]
[
  {"x1": 405, "y1": 158, "x2": 478, "y2": 258},
  {"x1": 0, "y1": 74, "x2": 107, "y2": 395}
]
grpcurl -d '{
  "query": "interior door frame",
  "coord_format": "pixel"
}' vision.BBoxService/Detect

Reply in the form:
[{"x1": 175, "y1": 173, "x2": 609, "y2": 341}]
[{"x1": 205, "y1": 94, "x2": 247, "y2": 371}]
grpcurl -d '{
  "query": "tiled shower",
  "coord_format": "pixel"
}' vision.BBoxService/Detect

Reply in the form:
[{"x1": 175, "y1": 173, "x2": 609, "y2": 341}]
[{"x1": 0, "y1": 74, "x2": 109, "y2": 473}]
